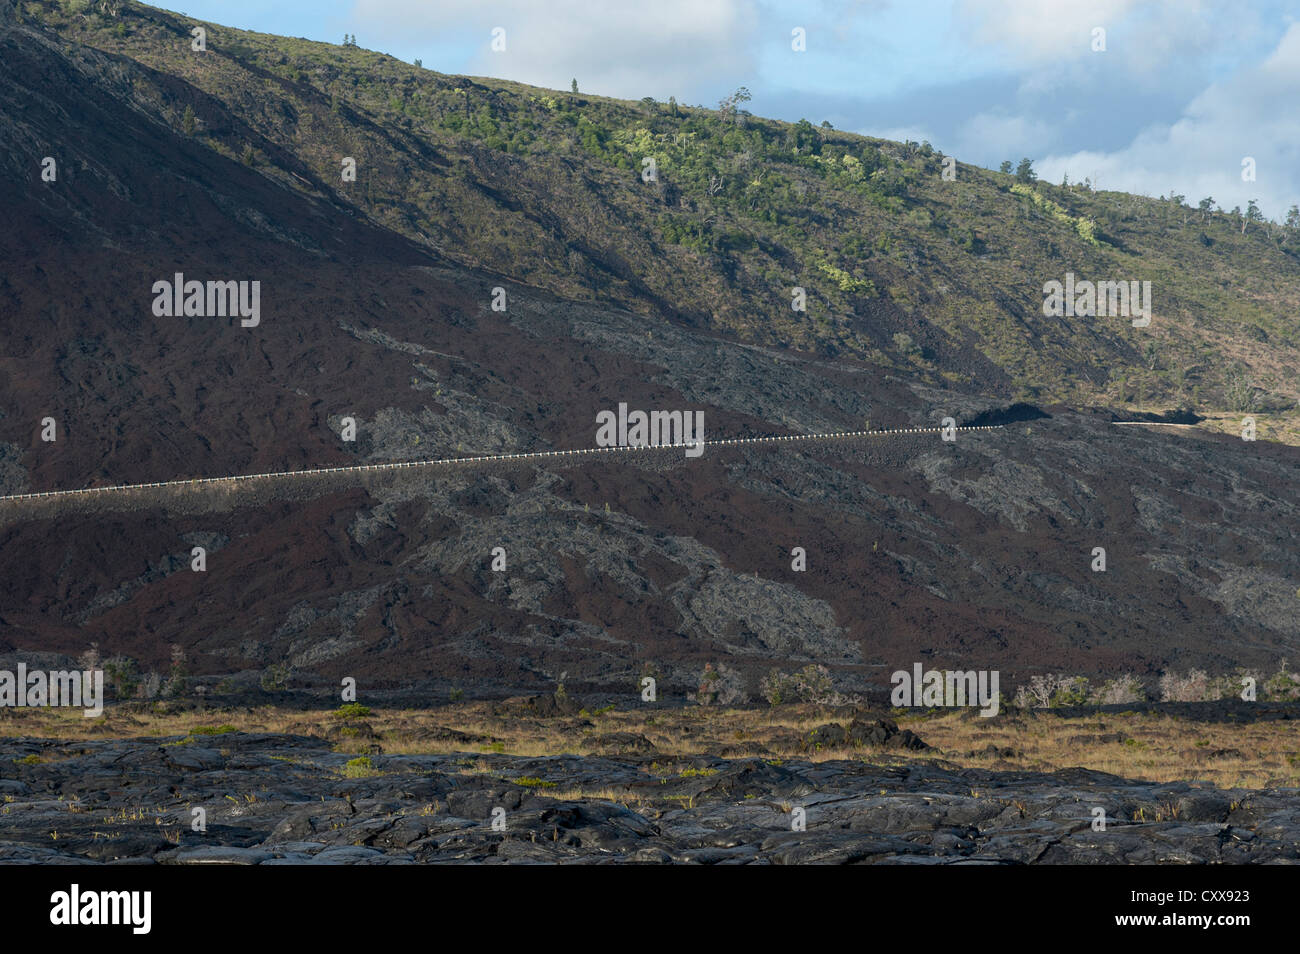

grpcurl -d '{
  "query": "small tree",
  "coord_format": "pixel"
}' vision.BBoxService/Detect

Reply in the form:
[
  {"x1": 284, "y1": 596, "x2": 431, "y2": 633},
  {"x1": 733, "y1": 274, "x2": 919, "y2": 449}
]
[
  {"x1": 717, "y1": 86, "x2": 751, "y2": 124},
  {"x1": 1014, "y1": 673, "x2": 1070, "y2": 708},
  {"x1": 570, "y1": 78, "x2": 578, "y2": 94},
  {"x1": 181, "y1": 104, "x2": 196, "y2": 136},
  {"x1": 1052, "y1": 676, "x2": 1091, "y2": 706},
  {"x1": 792, "y1": 664, "x2": 837, "y2": 705},
  {"x1": 999, "y1": 160, "x2": 1013, "y2": 175},
  {"x1": 163, "y1": 643, "x2": 188, "y2": 697},
  {"x1": 1159, "y1": 669, "x2": 1209, "y2": 702},
  {"x1": 1244, "y1": 199, "x2": 1263, "y2": 234},
  {"x1": 1014, "y1": 157, "x2": 1036, "y2": 183},
  {"x1": 692, "y1": 662, "x2": 746, "y2": 706},
  {"x1": 1089, "y1": 674, "x2": 1145, "y2": 705},
  {"x1": 1223, "y1": 367, "x2": 1259, "y2": 412},
  {"x1": 760, "y1": 668, "x2": 796, "y2": 705},
  {"x1": 759, "y1": 664, "x2": 838, "y2": 705},
  {"x1": 104, "y1": 656, "x2": 139, "y2": 701},
  {"x1": 696, "y1": 662, "x2": 720, "y2": 705},
  {"x1": 1264, "y1": 662, "x2": 1300, "y2": 701}
]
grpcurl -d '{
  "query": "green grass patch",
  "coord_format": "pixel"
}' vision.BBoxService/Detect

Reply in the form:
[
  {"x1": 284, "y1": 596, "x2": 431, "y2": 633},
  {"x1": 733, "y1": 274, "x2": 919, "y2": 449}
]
[
  {"x1": 341, "y1": 756, "x2": 382, "y2": 778},
  {"x1": 189, "y1": 724, "x2": 238, "y2": 736},
  {"x1": 333, "y1": 704, "x2": 372, "y2": 720}
]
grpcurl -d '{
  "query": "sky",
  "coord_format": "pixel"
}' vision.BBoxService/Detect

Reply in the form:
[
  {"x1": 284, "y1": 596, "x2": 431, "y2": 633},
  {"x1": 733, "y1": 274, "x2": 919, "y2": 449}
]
[{"x1": 165, "y1": 0, "x2": 1299, "y2": 218}]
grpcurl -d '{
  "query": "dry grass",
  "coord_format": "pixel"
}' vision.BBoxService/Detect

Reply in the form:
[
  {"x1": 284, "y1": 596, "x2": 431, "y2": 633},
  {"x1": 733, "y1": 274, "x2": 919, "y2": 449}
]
[
  {"x1": 2, "y1": 701, "x2": 1296, "y2": 790},
  {"x1": 1114, "y1": 407, "x2": 1300, "y2": 446},
  {"x1": 903, "y1": 709, "x2": 1300, "y2": 789},
  {"x1": 1195, "y1": 409, "x2": 1300, "y2": 446}
]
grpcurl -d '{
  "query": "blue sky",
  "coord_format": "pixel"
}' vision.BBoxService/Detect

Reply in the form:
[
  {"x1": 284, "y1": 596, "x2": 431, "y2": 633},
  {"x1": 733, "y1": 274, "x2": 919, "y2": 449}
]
[{"x1": 164, "y1": 0, "x2": 1299, "y2": 218}]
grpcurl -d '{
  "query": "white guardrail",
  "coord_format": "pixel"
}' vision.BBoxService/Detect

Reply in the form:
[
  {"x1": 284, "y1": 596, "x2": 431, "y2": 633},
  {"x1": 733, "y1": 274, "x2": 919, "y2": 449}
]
[{"x1": 0, "y1": 425, "x2": 1004, "y2": 503}]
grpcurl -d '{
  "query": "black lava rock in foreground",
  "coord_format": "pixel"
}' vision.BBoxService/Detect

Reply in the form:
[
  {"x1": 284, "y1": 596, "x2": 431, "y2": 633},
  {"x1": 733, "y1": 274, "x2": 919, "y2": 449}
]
[{"x1": 0, "y1": 732, "x2": 1292, "y2": 864}]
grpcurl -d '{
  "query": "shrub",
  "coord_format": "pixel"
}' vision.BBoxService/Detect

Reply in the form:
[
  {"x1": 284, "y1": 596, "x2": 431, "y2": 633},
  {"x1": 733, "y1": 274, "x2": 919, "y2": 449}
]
[
  {"x1": 759, "y1": 664, "x2": 841, "y2": 706},
  {"x1": 103, "y1": 656, "x2": 139, "y2": 701},
  {"x1": 1159, "y1": 669, "x2": 1209, "y2": 702},
  {"x1": 1264, "y1": 663, "x2": 1300, "y2": 701},
  {"x1": 1089, "y1": 674, "x2": 1146, "y2": 705},
  {"x1": 1051, "y1": 676, "x2": 1091, "y2": 707},
  {"x1": 695, "y1": 661, "x2": 746, "y2": 706},
  {"x1": 1009, "y1": 183, "x2": 1101, "y2": 246},
  {"x1": 342, "y1": 756, "x2": 381, "y2": 778},
  {"x1": 163, "y1": 644, "x2": 188, "y2": 698},
  {"x1": 189, "y1": 724, "x2": 238, "y2": 736},
  {"x1": 333, "y1": 703, "x2": 372, "y2": 720},
  {"x1": 760, "y1": 668, "x2": 796, "y2": 705},
  {"x1": 332, "y1": 707, "x2": 374, "y2": 722},
  {"x1": 1013, "y1": 674, "x2": 1071, "y2": 709},
  {"x1": 140, "y1": 672, "x2": 161, "y2": 700},
  {"x1": 816, "y1": 262, "x2": 875, "y2": 295},
  {"x1": 259, "y1": 663, "x2": 290, "y2": 692},
  {"x1": 696, "y1": 662, "x2": 720, "y2": 705},
  {"x1": 1223, "y1": 368, "x2": 1260, "y2": 412},
  {"x1": 892, "y1": 331, "x2": 921, "y2": 357}
]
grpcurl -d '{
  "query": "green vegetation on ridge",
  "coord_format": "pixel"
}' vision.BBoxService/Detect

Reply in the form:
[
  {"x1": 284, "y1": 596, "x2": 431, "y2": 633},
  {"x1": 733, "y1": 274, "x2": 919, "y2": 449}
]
[{"x1": 16, "y1": 0, "x2": 1300, "y2": 423}]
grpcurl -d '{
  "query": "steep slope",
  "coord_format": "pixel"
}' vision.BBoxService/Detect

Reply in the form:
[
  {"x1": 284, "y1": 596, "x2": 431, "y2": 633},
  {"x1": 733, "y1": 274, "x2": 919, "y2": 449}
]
[
  {"x1": 13, "y1": 0, "x2": 1300, "y2": 427},
  {"x1": 0, "y1": 3, "x2": 1297, "y2": 702}
]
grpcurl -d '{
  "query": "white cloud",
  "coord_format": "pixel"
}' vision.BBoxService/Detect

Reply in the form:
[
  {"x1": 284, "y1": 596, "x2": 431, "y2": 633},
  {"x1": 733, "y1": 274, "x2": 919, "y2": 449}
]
[
  {"x1": 350, "y1": 0, "x2": 760, "y2": 100},
  {"x1": 860, "y1": 123, "x2": 936, "y2": 145},
  {"x1": 954, "y1": 0, "x2": 1236, "y2": 86},
  {"x1": 1035, "y1": 22, "x2": 1300, "y2": 217},
  {"x1": 954, "y1": 0, "x2": 1140, "y2": 64},
  {"x1": 953, "y1": 111, "x2": 1056, "y2": 161}
]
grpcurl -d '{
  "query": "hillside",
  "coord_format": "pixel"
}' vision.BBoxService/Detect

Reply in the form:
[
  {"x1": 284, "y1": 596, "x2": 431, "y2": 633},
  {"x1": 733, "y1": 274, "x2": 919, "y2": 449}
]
[
  {"x1": 13, "y1": 0, "x2": 1300, "y2": 428},
  {"x1": 0, "y1": 0, "x2": 1298, "y2": 703}
]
